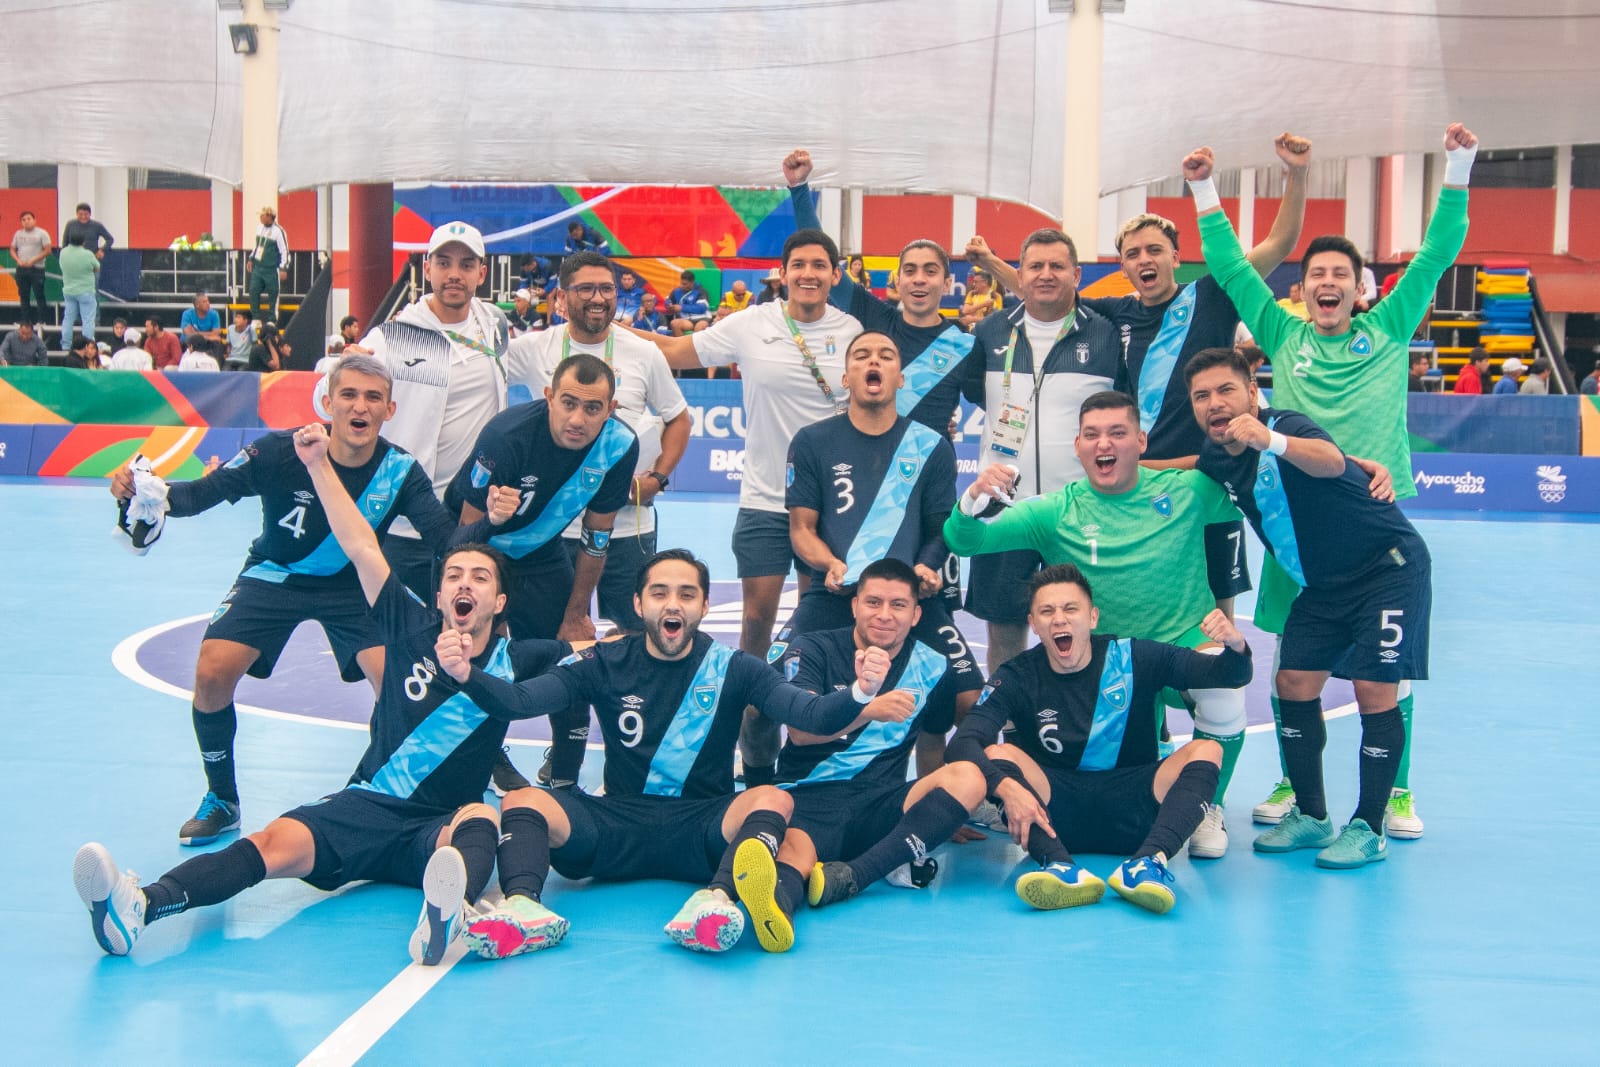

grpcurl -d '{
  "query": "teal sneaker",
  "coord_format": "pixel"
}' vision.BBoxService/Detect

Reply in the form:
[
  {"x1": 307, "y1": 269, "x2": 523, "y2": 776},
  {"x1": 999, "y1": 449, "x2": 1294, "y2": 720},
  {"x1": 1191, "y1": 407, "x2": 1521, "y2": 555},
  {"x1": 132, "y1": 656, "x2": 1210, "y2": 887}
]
[
  {"x1": 1014, "y1": 861, "x2": 1106, "y2": 911},
  {"x1": 1108, "y1": 855, "x2": 1177, "y2": 914},
  {"x1": 465, "y1": 894, "x2": 569, "y2": 959},
  {"x1": 1315, "y1": 818, "x2": 1388, "y2": 869},
  {"x1": 1253, "y1": 807, "x2": 1337, "y2": 853},
  {"x1": 1251, "y1": 778, "x2": 1296, "y2": 825},
  {"x1": 663, "y1": 888, "x2": 743, "y2": 953}
]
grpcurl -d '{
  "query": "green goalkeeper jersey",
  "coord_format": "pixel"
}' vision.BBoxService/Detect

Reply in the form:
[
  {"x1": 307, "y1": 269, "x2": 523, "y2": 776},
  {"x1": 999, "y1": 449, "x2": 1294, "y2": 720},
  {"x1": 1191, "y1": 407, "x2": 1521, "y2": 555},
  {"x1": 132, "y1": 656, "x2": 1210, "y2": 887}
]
[
  {"x1": 944, "y1": 467, "x2": 1250, "y2": 644},
  {"x1": 1199, "y1": 186, "x2": 1470, "y2": 500}
]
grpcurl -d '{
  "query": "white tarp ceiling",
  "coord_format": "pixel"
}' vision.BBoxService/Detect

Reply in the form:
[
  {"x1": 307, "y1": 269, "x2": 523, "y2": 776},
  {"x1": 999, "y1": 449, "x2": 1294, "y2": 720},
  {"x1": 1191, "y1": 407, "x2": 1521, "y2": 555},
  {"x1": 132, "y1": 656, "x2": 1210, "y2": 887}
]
[{"x1": 2, "y1": 0, "x2": 1597, "y2": 215}]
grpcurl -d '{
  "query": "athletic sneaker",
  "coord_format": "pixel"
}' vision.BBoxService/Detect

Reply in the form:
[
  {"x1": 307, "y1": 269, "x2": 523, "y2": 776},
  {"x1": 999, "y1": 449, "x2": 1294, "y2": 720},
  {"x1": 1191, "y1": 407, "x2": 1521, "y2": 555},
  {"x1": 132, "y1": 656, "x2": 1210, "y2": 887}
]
[
  {"x1": 806, "y1": 861, "x2": 860, "y2": 909},
  {"x1": 885, "y1": 858, "x2": 939, "y2": 890},
  {"x1": 1188, "y1": 802, "x2": 1228, "y2": 859},
  {"x1": 969, "y1": 799, "x2": 1007, "y2": 833},
  {"x1": 532, "y1": 747, "x2": 576, "y2": 791},
  {"x1": 410, "y1": 846, "x2": 470, "y2": 966},
  {"x1": 1014, "y1": 861, "x2": 1105, "y2": 911},
  {"x1": 178, "y1": 791, "x2": 240, "y2": 847},
  {"x1": 1108, "y1": 855, "x2": 1177, "y2": 914},
  {"x1": 1315, "y1": 818, "x2": 1388, "y2": 869},
  {"x1": 489, "y1": 749, "x2": 532, "y2": 797},
  {"x1": 733, "y1": 838, "x2": 793, "y2": 952},
  {"x1": 663, "y1": 888, "x2": 744, "y2": 953},
  {"x1": 1252, "y1": 778, "x2": 1297, "y2": 824},
  {"x1": 1385, "y1": 788, "x2": 1424, "y2": 839},
  {"x1": 1252, "y1": 807, "x2": 1337, "y2": 853},
  {"x1": 114, "y1": 496, "x2": 166, "y2": 555},
  {"x1": 464, "y1": 894, "x2": 569, "y2": 959},
  {"x1": 73, "y1": 843, "x2": 146, "y2": 956}
]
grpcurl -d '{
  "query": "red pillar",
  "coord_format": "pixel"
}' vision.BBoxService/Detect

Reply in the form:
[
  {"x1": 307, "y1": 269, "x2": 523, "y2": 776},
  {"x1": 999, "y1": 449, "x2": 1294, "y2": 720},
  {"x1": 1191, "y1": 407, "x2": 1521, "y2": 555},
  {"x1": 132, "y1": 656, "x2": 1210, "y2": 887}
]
[{"x1": 348, "y1": 182, "x2": 394, "y2": 328}]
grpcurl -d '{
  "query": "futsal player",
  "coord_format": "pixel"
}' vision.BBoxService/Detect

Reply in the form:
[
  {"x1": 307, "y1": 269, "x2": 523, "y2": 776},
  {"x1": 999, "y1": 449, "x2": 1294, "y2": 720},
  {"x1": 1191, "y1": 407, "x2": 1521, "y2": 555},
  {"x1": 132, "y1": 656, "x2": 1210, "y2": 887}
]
[
  {"x1": 440, "y1": 549, "x2": 909, "y2": 957},
  {"x1": 1185, "y1": 347, "x2": 1429, "y2": 868},
  {"x1": 1188, "y1": 124, "x2": 1477, "y2": 837},
  {"x1": 752, "y1": 559, "x2": 985, "y2": 947},
  {"x1": 107, "y1": 354, "x2": 458, "y2": 846},
  {"x1": 75, "y1": 421, "x2": 571, "y2": 962}
]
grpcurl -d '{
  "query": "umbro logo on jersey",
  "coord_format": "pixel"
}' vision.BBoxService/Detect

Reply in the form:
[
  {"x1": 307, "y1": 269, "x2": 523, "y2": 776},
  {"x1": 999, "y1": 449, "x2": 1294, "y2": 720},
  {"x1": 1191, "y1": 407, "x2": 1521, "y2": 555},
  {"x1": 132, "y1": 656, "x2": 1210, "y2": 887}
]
[
  {"x1": 955, "y1": 659, "x2": 972, "y2": 671},
  {"x1": 1380, "y1": 649, "x2": 1399, "y2": 662},
  {"x1": 1280, "y1": 726, "x2": 1302, "y2": 738},
  {"x1": 294, "y1": 490, "x2": 314, "y2": 504},
  {"x1": 622, "y1": 694, "x2": 643, "y2": 707},
  {"x1": 520, "y1": 475, "x2": 539, "y2": 489},
  {"x1": 1081, "y1": 524, "x2": 1100, "y2": 536},
  {"x1": 831, "y1": 463, "x2": 852, "y2": 475},
  {"x1": 1361, "y1": 745, "x2": 1389, "y2": 759}
]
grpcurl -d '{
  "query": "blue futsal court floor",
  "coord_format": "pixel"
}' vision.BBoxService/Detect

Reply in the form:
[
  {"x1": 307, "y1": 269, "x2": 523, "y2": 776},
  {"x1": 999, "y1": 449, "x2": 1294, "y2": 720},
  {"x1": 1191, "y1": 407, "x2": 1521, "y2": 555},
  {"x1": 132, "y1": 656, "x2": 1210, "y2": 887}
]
[{"x1": 7, "y1": 479, "x2": 1598, "y2": 1063}]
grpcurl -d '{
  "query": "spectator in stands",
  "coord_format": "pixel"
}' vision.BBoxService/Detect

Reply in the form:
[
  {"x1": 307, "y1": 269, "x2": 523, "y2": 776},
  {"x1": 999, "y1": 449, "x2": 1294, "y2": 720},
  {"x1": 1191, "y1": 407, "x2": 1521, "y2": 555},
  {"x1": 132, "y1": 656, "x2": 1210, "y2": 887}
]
[
  {"x1": 1583, "y1": 357, "x2": 1600, "y2": 395},
  {"x1": 250, "y1": 321, "x2": 287, "y2": 372},
  {"x1": 325, "y1": 314, "x2": 361, "y2": 353},
  {"x1": 506, "y1": 288, "x2": 539, "y2": 335},
  {"x1": 58, "y1": 232, "x2": 100, "y2": 350},
  {"x1": 1454, "y1": 347, "x2": 1490, "y2": 394},
  {"x1": 634, "y1": 291, "x2": 672, "y2": 334},
  {"x1": 180, "y1": 291, "x2": 225, "y2": 345},
  {"x1": 1379, "y1": 261, "x2": 1408, "y2": 302},
  {"x1": 61, "y1": 202, "x2": 114, "y2": 260},
  {"x1": 958, "y1": 267, "x2": 1002, "y2": 330},
  {"x1": 1519, "y1": 357, "x2": 1552, "y2": 395},
  {"x1": 753, "y1": 267, "x2": 785, "y2": 305},
  {"x1": 719, "y1": 279, "x2": 752, "y2": 314},
  {"x1": 614, "y1": 270, "x2": 644, "y2": 322},
  {"x1": 1492, "y1": 356, "x2": 1526, "y2": 395},
  {"x1": 1277, "y1": 280, "x2": 1310, "y2": 320},
  {"x1": 1, "y1": 321, "x2": 48, "y2": 366},
  {"x1": 10, "y1": 210, "x2": 52, "y2": 325},
  {"x1": 1408, "y1": 351, "x2": 1432, "y2": 392},
  {"x1": 1356, "y1": 264, "x2": 1378, "y2": 311},
  {"x1": 143, "y1": 318, "x2": 182, "y2": 371},
  {"x1": 669, "y1": 270, "x2": 712, "y2": 334},
  {"x1": 226, "y1": 310, "x2": 256, "y2": 369},
  {"x1": 177, "y1": 337, "x2": 222, "y2": 372},
  {"x1": 247, "y1": 205, "x2": 289, "y2": 323},
  {"x1": 65, "y1": 333, "x2": 102, "y2": 370},
  {"x1": 564, "y1": 220, "x2": 611, "y2": 255},
  {"x1": 518, "y1": 254, "x2": 550, "y2": 294},
  {"x1": 108, "y1": 328, "x2": 152, "y2": 371},
  {"x1": 845, "y1": 254, "x2": 871, "y2": 291},
  {"x1": 109, "y1": 317, "x2": 129, "y2": 348}
]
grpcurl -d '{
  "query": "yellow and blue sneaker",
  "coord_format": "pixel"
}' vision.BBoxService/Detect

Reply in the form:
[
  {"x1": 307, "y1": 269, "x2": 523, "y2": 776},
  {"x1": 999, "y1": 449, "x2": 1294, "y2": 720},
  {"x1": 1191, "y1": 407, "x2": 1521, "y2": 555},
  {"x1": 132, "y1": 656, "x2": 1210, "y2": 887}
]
[
  {"x1": 1109, "y1": 854, "x2": 1177, "y2": 914},
  {"x1": 1014, "y1": 861, "x2": 1106, "y2": 911}
]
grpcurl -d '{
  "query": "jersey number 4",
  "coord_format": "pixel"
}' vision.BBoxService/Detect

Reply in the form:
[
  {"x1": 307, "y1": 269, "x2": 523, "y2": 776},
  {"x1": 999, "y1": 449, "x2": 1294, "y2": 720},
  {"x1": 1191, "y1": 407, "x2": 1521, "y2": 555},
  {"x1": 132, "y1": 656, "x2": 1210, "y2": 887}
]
[{"x1": 278, "y1": 505, "x2": 308, "y2": 539}]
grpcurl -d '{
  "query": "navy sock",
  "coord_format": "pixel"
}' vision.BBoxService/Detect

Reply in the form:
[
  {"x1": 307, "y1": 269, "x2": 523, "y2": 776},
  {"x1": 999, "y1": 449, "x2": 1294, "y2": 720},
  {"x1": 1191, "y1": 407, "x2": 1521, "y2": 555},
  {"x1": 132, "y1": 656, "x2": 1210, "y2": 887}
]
[
  {"x1": 193, "y1": 704, "x2": 239, "y2": 804},
  {"x1": 848, "y1": 788, "x2": 968, "y2": 889},
  {"x1": 141, "y1": 838, "x2": 266, "y2": 923},
  {"x1": 1276, "y1": 698, "x2": 1328, "y2": 820},
  {"x1": 993, "y1": 759, "x2": 1072, "y2": 866},
  {"x1": 1354, "y1": 707, "x2": 1406, "y2": 834},
  {"x1": 1135, "y1": 760, "x2": 1220, "y2": 860},
  {"x1": 545, "y1": 709, "x2": 590, "y2": 787},
  {"x1": 710, "y1": 808, "x2": 787, "y2": 896},
  {"x1": 449, "y1": 816, "x2": 499, "y2": 904},
  {"x1": 497, "y1": 808, "x2": 551, "y2": 902},
  {"x1": 774, "y1": 862, "x2": 805, "y2": 920}
]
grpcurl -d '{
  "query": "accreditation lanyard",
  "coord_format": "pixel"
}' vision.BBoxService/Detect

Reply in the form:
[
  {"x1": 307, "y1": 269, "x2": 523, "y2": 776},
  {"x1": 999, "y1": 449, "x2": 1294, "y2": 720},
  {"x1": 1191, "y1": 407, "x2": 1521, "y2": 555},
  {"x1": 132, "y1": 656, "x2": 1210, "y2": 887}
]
[
  {"x1": 781, "y1": 305, "x2": 844, "y2": 413},
  {"x1": 561, "y1": 327, "x2": 614, "y2": 367},
  {"x1": 441, "y1": 307, "x2": 506, "y2": 383},
  {"x1": 990, "y1": 318, "x2": 1071, "y2": 459}
]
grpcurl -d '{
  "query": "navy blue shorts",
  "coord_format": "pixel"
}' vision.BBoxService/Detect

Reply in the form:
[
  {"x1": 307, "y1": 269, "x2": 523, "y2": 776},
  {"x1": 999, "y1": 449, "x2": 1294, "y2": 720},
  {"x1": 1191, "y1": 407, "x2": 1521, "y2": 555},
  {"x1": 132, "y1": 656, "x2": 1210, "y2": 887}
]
[
  {"x1": 731, "y1": 507, "x2": 793, "y2": 580},
  {"x1": 1279, "y1": 545, "x2": 1431, "y2": 683},
  {"x1": 280, "y1": 788, "x2": 455, "y2": 892},
  {"x1": 549, "y1": 791, "x2": 734, "y2": 884},
  {"x1": 563, "y1": 527, "x2": 655, "y2": 632},
  {"x1": 1042, "y1": 763, "x2": 1161, "y2": 856},
  {"x1": 963, "y1": 548, "x2": 1043, "y2": 626},
  {"x1": 204, "y1": 575, "x2": 378, "y2": 683},
  {"x1": 504, "y1": 550, "x2": 575, "y2": 640},
  {"x1": 786, "y1": 779, "x2": 913, "y2": 862}
]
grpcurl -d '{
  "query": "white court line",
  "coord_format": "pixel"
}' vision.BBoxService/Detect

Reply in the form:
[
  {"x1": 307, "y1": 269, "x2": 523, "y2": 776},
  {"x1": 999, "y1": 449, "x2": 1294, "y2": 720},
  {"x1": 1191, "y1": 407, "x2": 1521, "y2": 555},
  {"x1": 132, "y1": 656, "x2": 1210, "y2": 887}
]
[{"x1": 296, "y1": 940, "x2": 469, "y2": 1067}]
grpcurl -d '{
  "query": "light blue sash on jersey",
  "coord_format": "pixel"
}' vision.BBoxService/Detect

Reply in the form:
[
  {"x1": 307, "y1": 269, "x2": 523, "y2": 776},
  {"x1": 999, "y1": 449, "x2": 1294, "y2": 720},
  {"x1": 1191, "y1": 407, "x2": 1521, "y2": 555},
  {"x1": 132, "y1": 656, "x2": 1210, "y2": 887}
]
[
  {"x1": 643, "y1": 641, "x2": 734, "y2": 797},
  {"x1": 897, "y1": 327, "x2": 974, "y2": 416},
  {"x1": 1252, "y1": 414, "x2": 1307, "y2": 587},
  {"x1": 245, "y1": 449, "x2": 415, "y2": 584},
  {"x1": 489, "y1": 419, "x2": 634, "y2": 559},
  {"x1": 793, "y1": 641, "x2": 946, "y2": 785},
  {"x1": 1079, "y1": 638, "x2": 1135, "y2": 771},
  {"x1": 355, "y1": 637, "x2": 514, "y2": 799},
  {"x1": 1137, "y1": 281, "x2": 1198, "y2": 433},
  {"x1": 841, "y1": 421, "x2": 943, "y2": 584}
]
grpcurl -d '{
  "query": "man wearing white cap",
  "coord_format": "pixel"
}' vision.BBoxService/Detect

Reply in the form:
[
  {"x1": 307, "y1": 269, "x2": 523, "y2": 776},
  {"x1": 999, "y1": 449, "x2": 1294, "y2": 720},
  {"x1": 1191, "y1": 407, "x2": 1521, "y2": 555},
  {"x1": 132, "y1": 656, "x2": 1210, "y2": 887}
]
[
  {"x1": 353, "y1": 222, "x2": 511, "y2": 598},
  {"x1": 1492, "y1": 356, "x2": 1526, "y2": 395},
  {"x1": 247, "y1": 206, "x2": 289, "y2": 323}
]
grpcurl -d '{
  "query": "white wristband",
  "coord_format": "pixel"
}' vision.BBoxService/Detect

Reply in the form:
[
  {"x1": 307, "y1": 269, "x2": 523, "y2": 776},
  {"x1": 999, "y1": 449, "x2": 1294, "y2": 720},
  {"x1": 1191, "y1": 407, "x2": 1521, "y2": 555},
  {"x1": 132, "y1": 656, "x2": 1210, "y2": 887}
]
[
  {"x1": 1444, "y1": 143, "x2": 1478, "y2": 186},
  {"x1": 851, "y1": 682, "x2": 872, "y2": 704},
  {"x1": 1187, "y1": 177, "x2": 1221, "y2": 214},
  {"x1": 1266, "y1": 431, "x2": 1289, "y2": 457}
]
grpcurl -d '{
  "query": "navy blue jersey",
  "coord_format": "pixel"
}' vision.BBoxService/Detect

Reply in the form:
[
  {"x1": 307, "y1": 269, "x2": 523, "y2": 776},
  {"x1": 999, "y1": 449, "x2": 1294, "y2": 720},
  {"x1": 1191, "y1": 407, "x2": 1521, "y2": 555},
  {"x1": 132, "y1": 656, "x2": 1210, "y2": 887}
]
[
  {"x1": 458, "y1": 632, "x2": 867, "y2": 799},
  {"x1": 349, "y1": 574, "x2": 569, "y2": 810},
  {"x1": 446, "y1": 399, "x2": 639, "y2": 564},
  {"x1": 949, "y1": 636, "x2": 1252, "y2": 775},
  {"x1": 786, "y1": 413, "x2": 955, "y2": 586},
  {"x1": 776, "y1": 627, "x2": 979, "y2": 787},
  {"x1": 1196, "y1": 407, "x2": 1427, "y2": 590},
  {"x1": 1083, "y1": 275, "x2": 1240, "y2": 460},
  {"x1": 166, "y1": 431, "x2": 453, "y2": 589}
]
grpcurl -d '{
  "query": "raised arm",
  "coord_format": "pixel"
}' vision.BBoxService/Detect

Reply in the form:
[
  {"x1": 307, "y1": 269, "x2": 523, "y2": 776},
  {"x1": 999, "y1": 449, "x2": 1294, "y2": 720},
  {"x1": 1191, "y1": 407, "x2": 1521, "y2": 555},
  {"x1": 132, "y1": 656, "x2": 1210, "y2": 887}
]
[
  {"x1": 1188, "y1": 146, "x2": 1299, "y2": 357},
  {"x1": 1244, "y1": 133, "x2": 1312, "y2": 274},
  {"x1": 293, "y1": 423, "x2": 389, "y2": 605},
  {"x1": 965, "y1": 235, "x2": 1019, "y2": 297}
]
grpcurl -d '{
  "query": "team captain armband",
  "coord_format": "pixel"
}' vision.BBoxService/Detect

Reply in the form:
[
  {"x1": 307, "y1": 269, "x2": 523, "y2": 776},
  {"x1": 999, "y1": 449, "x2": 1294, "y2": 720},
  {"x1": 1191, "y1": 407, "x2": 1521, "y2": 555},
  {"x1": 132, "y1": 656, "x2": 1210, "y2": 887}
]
[{"x1": 579, "y1": 526, "x2": 611, "y2": 557}]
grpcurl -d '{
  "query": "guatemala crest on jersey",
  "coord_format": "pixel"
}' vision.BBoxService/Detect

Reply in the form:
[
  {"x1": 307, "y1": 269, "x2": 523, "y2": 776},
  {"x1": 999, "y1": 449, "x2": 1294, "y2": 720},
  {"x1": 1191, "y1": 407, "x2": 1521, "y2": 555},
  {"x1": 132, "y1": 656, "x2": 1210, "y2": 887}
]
[
  {"x1": 898, "y1": 458, "x2": 919, "y2": 482},
  {"x1": 786, "y1": 462, "x2": 795, "y2": 488},
  {"x1": 767, "y1": 641, "x2": 788, "y2": 664},
  {"x1": 581, "y1": 466, "x2": 603, "y2": 491},
  {"x1": 1151, "y1": 493, "x2": 1173, "y2": 518},
  {"x1": 224, "y1": 449, "x2": 250, "y2": 470},
  {"x1": 364, "y1": 493, "x2": 390, "y2": 518},
  {"x1": 470, "y1": 459, "x2": 492, "y2": 489},
  {"x1": 1258, "y1": 465, "x2": 1278, "y2": 490},
  {"x1": 784, "y1": 657, "x2": 800, "y2": 681},
  {"x1": 1351, "y1": 333, "x2": 1373, "y2": 356},
  {"x1": 1101, "y1": 682, "x2": 1128, "y2": 711},
  {"x1": 976, "y1": 684, "x2": 995, "y2": 705},
  {"x1": 693, "y1": 684, "x2": 718, "y2": 711}
]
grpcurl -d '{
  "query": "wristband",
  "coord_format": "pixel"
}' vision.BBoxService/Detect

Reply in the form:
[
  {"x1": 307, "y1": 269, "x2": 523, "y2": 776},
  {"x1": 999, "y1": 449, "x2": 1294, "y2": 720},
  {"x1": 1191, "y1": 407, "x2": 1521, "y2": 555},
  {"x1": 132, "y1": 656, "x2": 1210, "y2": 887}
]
[
  {"x1": 1444, "y1": 143, "x2": 1478, "y2": 186},
  {"x1": 1186, "y1": 176, "x2": 1221, "y2": 214},
  {"x1": 850, "y1": 682, "x2": 872, "y2": 704},
  {"x1": 1266, "y1": 431, "x2": 1289, "y2": 457}
]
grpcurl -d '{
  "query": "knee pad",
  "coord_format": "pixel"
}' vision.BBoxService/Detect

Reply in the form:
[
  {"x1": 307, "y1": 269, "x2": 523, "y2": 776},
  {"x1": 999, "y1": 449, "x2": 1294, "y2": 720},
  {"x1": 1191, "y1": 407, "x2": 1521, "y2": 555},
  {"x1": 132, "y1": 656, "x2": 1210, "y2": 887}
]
[{"x1": 1189, "y1": 685, "x2": 1247, "y2": 738}]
